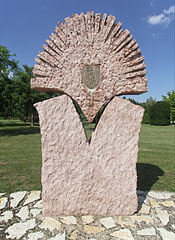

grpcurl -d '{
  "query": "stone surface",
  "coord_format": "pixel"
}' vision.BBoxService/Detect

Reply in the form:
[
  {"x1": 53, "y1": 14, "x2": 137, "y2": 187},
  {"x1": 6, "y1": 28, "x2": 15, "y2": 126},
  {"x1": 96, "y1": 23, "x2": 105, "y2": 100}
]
[
  {"x1": 16, "y1": 206, "x2": 29, "y2": 221},
  {"x1": 70, "y1": 230, "x2": 79, "y2": 240},
  {"x1": 10, "y1": 191, "x2": 27, "y2": 208},
  {"x1": 5, "y1": 219, "x2": 36, "y2": 239},
  {"x1": 0, "y1": 197, "x2": 8, "y2": 209},
  {"x1": 149, "y1": 198, "x2": 160, "y2": 207},
  {"x1": 31, "y1": 12, "x2": 147, "y2": 122},
  {"x1": 156, "y1": 209, "x2": 169, "y2": 225},
  {"x1": 27, "y1": 231, "x2": 45, "y2": 240},
  {"x1": 24, "y1": 191, "x2": 41, "y2": 205},
  {"x1": 0, "y1": 190, "x2": 175, "y2": 240},
  {"x1": 39, "y1": 217, "x2": 61, "y2": 231},
  {"x1": 60, "y1": 216, "x2": 77, "y2": 225},
  {"x1": 84, "y1": 225, "x2": 105, "y2": 234},
  {"x1": 158, "y1": 228, "x2": 175, "y2": 240},
  {"x1": 110, "y1": 229, "x2": 134, "y2": 240},
  {"x1": 148, "y1": 191, "x2": 171, "y2": 199},
  {"x1": 82, "y1": 215, "x2": 94, "y2": 224},
  {"x1": 48, "y1": 232, "x2": 65, "y2": 240},
  {"x1": 34, "y1": 200, "x2": 42, "y2": 208},
  {"x1": 30, "y1": 208, "x2": 41, "y2": 217},
  {"x1": 0, "y1": 210, "x2": 13, "y2": 222},
  {"x1": 114, "y1": 216, "x2": 136, "y2": 228},
  {"x1": 129, "y1": 215, "x2": 154, "y2": 224},
  {"x1": 137, "y1": 227, "x2": 156, "y2": 235},
  {"x1": 161, "y1": 200, "x2": 175, "y2": 207},
  {"x1": 139, "y1": 203, "x2": 150, "y2": 214},
  {"x1": 99, "y1": 217, "x2": 116, "y2": 229},
  {"x1": 35, "y1": 95, "x2": 144, "y2": 216}
]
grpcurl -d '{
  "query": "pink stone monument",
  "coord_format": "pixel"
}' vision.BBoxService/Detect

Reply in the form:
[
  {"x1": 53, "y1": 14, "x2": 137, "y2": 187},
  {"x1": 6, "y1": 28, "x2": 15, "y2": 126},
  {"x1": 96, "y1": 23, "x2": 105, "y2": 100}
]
[{"x1": 31, "y1": 12, "x2": 148, "y2": 216}]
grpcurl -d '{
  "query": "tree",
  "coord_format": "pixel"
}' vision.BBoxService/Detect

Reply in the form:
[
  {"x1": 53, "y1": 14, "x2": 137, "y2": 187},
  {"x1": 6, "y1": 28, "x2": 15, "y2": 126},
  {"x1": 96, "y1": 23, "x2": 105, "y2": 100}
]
[
  {"x1": 141, "y1": 97, "x2": 157, "y2": 124},
  {"x1": 128, "y1": 98, "x2": 139, "y2": 105},
  {"x1": 0, "y1": 46, "x2": 61, "y2": 123},
  {"x1": 149, "y1": 101, "x2": 170, "y2": 126},
  {"x1": 0, "y1": 45, "x2": 19, "y2": 118},
  {"x1": 14, "y1": 65, "x2": 51, "y2": 125},
  {"x1": 162, "y1": 90, "x2": 175, "y2": 123}
]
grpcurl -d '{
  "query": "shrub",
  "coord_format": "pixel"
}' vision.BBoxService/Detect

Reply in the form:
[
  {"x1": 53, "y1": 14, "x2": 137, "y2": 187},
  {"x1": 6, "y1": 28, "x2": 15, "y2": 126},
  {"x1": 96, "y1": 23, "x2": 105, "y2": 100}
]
[
  {"x1": 149, "y1": 101, "x2": 170, "y2": 126},
  {"x1": 142, "y1": 111, "x2": 150, "y2": 124}
]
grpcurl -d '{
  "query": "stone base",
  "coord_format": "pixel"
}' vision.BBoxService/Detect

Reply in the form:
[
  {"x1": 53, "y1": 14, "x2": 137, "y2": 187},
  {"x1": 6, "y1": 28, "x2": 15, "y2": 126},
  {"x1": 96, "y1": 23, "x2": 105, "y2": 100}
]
[{"x1": 35, "y1": 95, "x2": 144, "y2": 216}]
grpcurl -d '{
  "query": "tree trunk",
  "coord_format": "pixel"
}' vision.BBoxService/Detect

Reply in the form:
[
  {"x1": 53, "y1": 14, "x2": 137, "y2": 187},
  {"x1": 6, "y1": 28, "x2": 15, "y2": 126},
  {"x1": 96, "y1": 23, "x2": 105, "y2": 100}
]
[{"x1": 31, "y1": 113, "x2": 34, "y2": 126}]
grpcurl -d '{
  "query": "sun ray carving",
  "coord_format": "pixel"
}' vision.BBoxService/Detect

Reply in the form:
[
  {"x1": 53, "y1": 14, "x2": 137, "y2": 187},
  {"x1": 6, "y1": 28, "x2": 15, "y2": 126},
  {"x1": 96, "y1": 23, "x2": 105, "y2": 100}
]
[{"x1": 31, "y1": 11, "x2": 148, "y2": 122}]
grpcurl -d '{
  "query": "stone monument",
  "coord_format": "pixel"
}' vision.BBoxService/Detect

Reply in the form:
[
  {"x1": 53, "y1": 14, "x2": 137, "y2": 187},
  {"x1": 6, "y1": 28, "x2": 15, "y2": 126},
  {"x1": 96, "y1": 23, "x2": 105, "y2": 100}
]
[{"x1": 31, "y1": 12, "x2": 148, "y2": 216}]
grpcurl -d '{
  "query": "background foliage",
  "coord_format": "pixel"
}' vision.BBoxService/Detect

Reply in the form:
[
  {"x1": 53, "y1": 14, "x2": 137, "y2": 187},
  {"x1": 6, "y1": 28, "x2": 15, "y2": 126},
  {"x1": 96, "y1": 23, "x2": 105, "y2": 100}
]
[
  {"x1": 0, "y1": 45, "x2": 174, "y2": 126},
  {"x1": 0, "y1": 45, "x2": 58, "y2": 124}
]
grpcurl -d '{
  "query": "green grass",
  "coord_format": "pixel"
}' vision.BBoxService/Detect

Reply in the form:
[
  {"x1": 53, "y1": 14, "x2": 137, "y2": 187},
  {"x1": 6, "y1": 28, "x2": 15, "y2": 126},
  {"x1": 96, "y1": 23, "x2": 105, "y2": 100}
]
[
  {"x1": 0, "y1": 119, "x2": 174, "y2": 193},
  {"x1": 137, "y1": 124, "x2": 175, "y2": 192},
  {"x1": 0, "y1": 120, "x2": 41, "y2": 193}
]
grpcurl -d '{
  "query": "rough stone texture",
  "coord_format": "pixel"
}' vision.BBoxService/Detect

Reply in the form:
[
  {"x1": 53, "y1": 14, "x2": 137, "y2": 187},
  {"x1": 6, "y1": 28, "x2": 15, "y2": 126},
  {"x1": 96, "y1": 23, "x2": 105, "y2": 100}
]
[
  {"x1": 31, "y1": 12, "x2": 147, "y2": 122},
  {"x1": 158, "y1": 228, "x2": 175, "y2": 240},
  {"x1": 5, "y1": 219, "x2": 36, "y2": 239},
  {"x1": 137, "y1": 227, "x2": 156, "y2": 236},
  {"x1": 0, "y1": 211, "x2": 13, "y2": 222},
  {"x1": 34, "y1": 200, "x2": 42, "y2": 208},
  {"x1": 161, "y1": 200, "x2": 175, "y2": 207},
  {"x1": 99, "y1": 217, "x2": 116, "y2": 229},
  {"x1": 23, "y1": 191, "x2": 41, "y2": 205},
  {"x1": 16, "y1": 206, "x2": 29, "y2": 221},
  {"x1": 156, "y1": 209, "x2": 169, "y2": 225},
  {"x1": 35, "y1": 94, "x2": 144, "y2": 216},
  {"x1": 110, "y1": 229, "x2": 134, "y2": 240},
  {"x1": 82, "y1": 215, "x2": 94, "y2": 224},
  {"x1": 139, "y1": 203, "x2": 150, "y2": 214},
  {"x1": 0, "y1": 197, "x2": 8, "y2": 209},
  {"x1": 70, "y1": 230, "x2": 79, "y2": 240},
  {"x1": 60, "y1": 216, "x2": 77, "y2": 225},
  {"x1": 27, "y1": 231, "x2": 45, "y2": 240},
  {"x1": 48, "y1": 232, "x2": 66, "y2": 240},
  {"x1": 84, "y1": 226, "x2": 105, "y2": 234},
  {"x1": 39, "y1": 217, "x2": 61, "y2": 231},
  {"x1": 30, "y1": 208, "x2": 41, "y2": 217},
  {"x1": 148, "y1": 191, "x2": 172, "y2": 199},
  {"x1": 1, "y1": 190, "x2": 175, "y2": 240},
  {"x1": 10, "y1": 191, "x2": 27, "y2": 208}
]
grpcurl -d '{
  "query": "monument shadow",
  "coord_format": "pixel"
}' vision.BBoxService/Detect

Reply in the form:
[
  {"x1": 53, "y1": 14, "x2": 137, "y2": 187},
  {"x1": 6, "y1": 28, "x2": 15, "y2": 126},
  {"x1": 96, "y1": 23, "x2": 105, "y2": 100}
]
[
  {"x1": 0, "y1": 126, "x2": 40, "y2": 137},
  {"x1": 137, "y1": 163, "x2": 164, "y2": 191}
]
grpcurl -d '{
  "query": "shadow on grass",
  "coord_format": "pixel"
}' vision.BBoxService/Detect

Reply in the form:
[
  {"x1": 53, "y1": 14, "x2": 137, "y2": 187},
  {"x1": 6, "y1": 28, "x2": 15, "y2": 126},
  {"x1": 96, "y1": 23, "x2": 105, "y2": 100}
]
[
  {"x1": 0, "y1": 122, "x2": 30, "y2": 127},
  {"x1": 137, "y1": 163, "x2": 164, "y2": 191},
  {"x1": 0, "y1": 127, "x2": 40, "y2": 136}
]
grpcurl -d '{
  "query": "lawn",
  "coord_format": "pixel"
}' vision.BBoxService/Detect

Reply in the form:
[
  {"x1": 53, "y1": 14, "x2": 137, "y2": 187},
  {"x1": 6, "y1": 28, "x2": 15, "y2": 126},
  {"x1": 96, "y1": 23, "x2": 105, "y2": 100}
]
[{"x1": 0, "y1": 119, "x2": 174, "y2": 193}]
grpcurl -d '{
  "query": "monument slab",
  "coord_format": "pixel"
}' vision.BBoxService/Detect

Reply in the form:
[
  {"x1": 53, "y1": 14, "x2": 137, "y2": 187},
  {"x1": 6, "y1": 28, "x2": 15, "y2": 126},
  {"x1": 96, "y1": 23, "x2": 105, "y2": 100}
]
[{"x1": 35, "y1": 95, "x2": 144, "y2": 216}]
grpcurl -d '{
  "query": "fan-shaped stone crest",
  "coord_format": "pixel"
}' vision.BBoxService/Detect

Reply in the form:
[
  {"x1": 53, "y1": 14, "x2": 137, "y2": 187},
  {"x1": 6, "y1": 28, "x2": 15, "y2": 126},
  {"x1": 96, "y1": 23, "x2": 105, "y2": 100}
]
[{"x1": 31, "y1": 11, "x2": 148, "y2": 122}]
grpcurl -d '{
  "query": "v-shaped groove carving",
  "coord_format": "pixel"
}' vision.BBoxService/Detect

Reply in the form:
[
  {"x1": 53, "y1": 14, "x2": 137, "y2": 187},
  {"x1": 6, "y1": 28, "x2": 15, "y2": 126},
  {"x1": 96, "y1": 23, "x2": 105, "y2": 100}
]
[{"x1": 72, "y1": 98, "x2": 109, "y2": 144}]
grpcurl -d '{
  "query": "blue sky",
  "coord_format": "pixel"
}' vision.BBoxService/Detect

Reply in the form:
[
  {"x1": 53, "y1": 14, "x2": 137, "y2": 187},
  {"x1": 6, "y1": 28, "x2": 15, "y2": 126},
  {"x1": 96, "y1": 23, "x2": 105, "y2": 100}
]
[{"x1": 0, "y1": 0, "x2": 174, "y2": 102}]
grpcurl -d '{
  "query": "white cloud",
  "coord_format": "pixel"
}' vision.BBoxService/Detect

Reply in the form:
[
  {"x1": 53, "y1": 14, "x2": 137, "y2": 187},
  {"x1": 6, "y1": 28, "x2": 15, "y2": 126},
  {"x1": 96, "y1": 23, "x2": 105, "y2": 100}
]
[
  {"x1": 148, "y1": 13, "x2": 171, "y2": 25},
  {"x1": 147, "y1": 5, "x2": 175, "y2": 27},
  {"x1": 163, "y1": 5, "x2": 175, "y2": 15}
]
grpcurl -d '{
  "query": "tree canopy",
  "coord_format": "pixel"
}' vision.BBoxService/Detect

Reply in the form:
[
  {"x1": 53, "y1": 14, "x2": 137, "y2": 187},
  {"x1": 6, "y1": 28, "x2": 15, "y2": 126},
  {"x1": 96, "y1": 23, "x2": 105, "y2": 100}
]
[
  {"x1": 0, "y1": 45, "x2": 174, "y2": 126},
  {"x1": 162, "y1": 90, "x2": 175, "y2": 122},
  {"x1": 0, "y1": 45, "x2": 57, "y2": 124}
]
